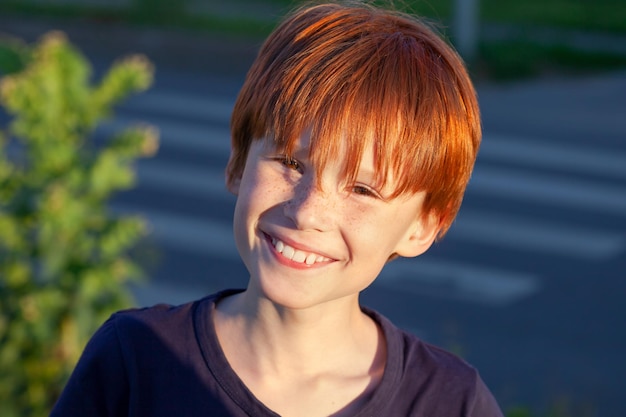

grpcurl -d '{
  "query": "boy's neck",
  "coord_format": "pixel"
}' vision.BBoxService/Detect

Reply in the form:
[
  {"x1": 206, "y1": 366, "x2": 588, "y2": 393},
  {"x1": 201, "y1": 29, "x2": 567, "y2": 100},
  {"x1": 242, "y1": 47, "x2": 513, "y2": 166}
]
[
  {"x1": 214, "y1": 289, "x2": 382, "y2": 377},
  {"x1": 213, "y1": 289, "x2": 387, "y2": 416}
]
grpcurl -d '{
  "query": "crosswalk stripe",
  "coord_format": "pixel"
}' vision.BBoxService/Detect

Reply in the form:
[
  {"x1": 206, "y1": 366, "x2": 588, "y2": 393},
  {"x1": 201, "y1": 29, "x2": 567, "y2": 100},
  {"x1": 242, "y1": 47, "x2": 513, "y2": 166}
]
[
  {"x1": 123, "y1": 90, "x2": 235, "y2": 121},
  {"x1": 100, "y1": 118, "x2": 232, "y2": 154},
  {"x1": 378, "y1": 258, "x2": 540, "y2": 306},
  {"x1": 470, "y1": 166, "x2": 626, "y2": 216},
  {"x1": 112, "y1": 204, "x2": 238, "y2": 258},
  {"x1": 481, "y1": 134, "x2": 626, "y2": 178},
  {"x1": 452, "y1": 209, "x2": 625, "y2": 260},
  {"x1": 138, "y1": 160, "x2": 232, "y2": 198}
]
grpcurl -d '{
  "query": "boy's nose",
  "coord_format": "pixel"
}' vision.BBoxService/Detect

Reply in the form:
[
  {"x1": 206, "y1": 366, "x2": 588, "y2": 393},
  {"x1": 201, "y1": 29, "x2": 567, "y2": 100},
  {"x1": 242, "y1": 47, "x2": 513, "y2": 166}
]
[{"x1": 283, "y1": 180, "x2": 335, "y2": 232}]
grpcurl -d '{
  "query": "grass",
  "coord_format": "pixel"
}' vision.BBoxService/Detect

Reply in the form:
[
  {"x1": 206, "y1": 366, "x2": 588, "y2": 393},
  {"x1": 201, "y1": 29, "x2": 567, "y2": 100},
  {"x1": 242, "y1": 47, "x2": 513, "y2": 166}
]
[
  {"x1": 0, "y1": 1, "x2": 276, "y2": 38},
  {"x1": 473, "y1": 41, "x2": 626, "y2": 81},
  {"x1": 3, "y1": 0, "x2": 626, "y2": 34},
  {"x1": 269, "y1": 0, "x2": 626, "y2": 33},
  {"x1": 481, "y1": 0, "x2": 626, "y2": 34},
  {"x1": 1, "y1": 0, "x2": 626, "y2": 81}
]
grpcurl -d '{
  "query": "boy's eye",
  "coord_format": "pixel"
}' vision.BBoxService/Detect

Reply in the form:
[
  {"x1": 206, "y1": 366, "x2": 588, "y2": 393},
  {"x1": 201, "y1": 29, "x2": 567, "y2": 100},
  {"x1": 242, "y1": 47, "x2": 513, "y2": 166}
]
[
  {"x1": 279, "y1": 156, "x2": 302, "y2": 173},
  {"x1": 352, "y1": 184, "x2": 379, "y2": 198}
]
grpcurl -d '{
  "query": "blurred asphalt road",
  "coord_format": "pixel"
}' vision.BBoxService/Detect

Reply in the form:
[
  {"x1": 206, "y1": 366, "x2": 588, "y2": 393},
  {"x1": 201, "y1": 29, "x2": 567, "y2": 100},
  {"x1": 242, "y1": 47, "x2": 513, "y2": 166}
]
[{"x1": 2, "y1": 12, "x2": 626, "y2": 417}]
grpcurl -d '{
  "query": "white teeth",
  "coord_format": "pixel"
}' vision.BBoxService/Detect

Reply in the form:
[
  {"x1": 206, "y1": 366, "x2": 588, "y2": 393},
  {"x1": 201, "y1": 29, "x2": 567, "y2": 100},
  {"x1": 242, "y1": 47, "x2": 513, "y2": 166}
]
[
  {"x1": 269, "y1": 236, "x2": 330, "y2": 265},
  {"x1": 292, "y1": 251, "x2": 307, "y2": 263},
  {"x1": 282, "y1": 245, "x2": 295, "y2": 260}
]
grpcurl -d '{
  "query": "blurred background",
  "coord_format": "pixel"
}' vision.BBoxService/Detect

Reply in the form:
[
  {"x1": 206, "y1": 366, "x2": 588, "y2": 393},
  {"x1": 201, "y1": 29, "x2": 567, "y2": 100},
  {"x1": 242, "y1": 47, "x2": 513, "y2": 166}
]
[{"x1": 0, "y1": 0, "x2": 625, "y2": 416}]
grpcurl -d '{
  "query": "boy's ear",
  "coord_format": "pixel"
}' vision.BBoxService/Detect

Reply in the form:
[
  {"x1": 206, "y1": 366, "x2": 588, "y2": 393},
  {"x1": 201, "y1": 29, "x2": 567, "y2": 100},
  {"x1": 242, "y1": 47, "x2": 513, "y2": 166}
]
[
  {"x1": 394, "y1": 212, "x2": 441, "y2": 258},
  {"x1": 227, "y1": 176, "x2": 241, "y2": 195}
]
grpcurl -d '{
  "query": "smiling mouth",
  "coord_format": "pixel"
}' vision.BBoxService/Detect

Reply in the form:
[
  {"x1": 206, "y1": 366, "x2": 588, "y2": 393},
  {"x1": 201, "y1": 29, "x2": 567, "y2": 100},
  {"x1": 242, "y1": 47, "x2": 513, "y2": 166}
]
[{"x1": 267, "y1": 235, "x2": 333, "y2": 265}]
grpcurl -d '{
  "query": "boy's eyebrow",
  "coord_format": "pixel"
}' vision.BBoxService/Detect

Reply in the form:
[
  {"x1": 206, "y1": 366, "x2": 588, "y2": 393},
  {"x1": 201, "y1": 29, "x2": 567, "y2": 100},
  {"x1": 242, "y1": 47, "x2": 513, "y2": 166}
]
[
  {"x1": 355, "y1": 167, "x2": 376, "y2": 182},
  {"x1": 353, "y1": 166, "x2": 389, "y2": 191},
  {"x1": 283, "y1": 144, "x2": 310, "y2": 160}
]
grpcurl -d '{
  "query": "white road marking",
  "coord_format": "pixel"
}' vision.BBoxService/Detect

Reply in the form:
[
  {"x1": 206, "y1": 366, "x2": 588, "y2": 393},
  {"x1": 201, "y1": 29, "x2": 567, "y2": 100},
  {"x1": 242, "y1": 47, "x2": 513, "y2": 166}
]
[
  {"x1": 452, "y1": 209, "x2": 625, "y2": 260},
  {"x1": 481, "y1": 134, "x2": 626, "y2": 178},
  {"x1": 123, "y1": 90, "x2": 235, "y2": 121},
  {"x1": 470, "y1": 166, "x2": 626, "y2": 216},
  {"x1": 112, "y1": 204, "x2": 238, "y2": 258},
  {"x1": 137, "y1": 159, "x2": 232, "y2": 198},
  {"x1": 378, "y1": 258, "x2": 540, "y2": 306},
  {"x1": 99, "y1": 118, "x2": 232, "y2": 154}
]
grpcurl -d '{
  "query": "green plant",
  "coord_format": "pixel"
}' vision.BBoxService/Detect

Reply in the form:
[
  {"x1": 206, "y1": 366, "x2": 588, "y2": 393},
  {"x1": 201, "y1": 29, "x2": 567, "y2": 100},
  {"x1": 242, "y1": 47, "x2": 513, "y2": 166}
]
[
  {"x1": 0, "y1": 32, "x2": 157, "y2": 416},
  {"x1": 0, "y1": 35, "x2": 31, "y2": 76}
]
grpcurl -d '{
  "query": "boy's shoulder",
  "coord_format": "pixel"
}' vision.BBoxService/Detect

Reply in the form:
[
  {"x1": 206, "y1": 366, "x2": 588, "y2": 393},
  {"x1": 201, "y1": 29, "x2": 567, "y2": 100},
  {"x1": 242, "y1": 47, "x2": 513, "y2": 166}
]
[
  {"x1": 108, "y1": 290, "x2": 237, "y2": 339},
  {"x1": 76, "y1": 290, "x2": 233, "y2": 381},
  {"x1": 365, "y1": 307, "x2": 492, "y2": 399},
  {"x1": 51, "y1": 291, "x2": 239, "y2": 416},
  {"x1": 366, "y1": 306, "x2": 477, "y2": 375},
  {"x1": 109, "y1": 297, "x2": 195, "y2": 336},
  {"x1": 107, "y1": 289, "x2": 244, "y2": 346},
  {"x1": 365, "y1": 307, "x2": 502, "y2": 416}
]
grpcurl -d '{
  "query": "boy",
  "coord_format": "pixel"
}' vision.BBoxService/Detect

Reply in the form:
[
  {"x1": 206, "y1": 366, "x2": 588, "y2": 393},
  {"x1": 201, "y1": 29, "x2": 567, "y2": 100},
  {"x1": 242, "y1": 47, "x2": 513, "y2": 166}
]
[{"x1": 52, "y1": 2, "x2": 503, "y2": 416}]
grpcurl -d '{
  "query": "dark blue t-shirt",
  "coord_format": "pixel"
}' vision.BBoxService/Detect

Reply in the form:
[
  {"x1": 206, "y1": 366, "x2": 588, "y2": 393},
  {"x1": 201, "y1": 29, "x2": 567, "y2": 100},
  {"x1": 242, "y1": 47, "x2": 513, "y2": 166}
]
[{"x1": 51, "y1": 289, "x2": 503, "y2": 416}]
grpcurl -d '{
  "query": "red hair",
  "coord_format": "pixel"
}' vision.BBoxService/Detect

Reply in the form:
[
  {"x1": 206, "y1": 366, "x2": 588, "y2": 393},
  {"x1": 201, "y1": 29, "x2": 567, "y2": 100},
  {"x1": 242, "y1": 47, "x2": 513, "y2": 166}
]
[{"x1": 227, "y1": 2, "x2": 481, "y2": 238}]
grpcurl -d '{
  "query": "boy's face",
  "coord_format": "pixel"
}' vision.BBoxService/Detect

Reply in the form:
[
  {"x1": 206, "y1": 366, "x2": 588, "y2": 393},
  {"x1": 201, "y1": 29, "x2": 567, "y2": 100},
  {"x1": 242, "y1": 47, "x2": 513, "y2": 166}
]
[{"x1": 230, "y1": 132, "x2": 439, "y2": 310}]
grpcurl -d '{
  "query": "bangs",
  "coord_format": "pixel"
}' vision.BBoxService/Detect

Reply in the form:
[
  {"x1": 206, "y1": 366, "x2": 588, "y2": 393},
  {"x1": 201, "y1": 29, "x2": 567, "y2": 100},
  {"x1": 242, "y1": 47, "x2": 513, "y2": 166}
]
[
  {"x1": 273, "y1": 27, "x2": 473, "y2": 200},
  {"x1": 229, "y1": 3, "x2": 480, "y2": 236}
]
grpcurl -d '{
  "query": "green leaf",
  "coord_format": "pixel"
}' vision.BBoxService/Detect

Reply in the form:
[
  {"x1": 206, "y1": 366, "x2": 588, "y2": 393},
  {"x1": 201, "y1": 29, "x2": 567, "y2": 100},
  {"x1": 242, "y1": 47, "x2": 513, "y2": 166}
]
[{"x1": 0, "y1": 30, "x2": 155, "y2": 415}]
